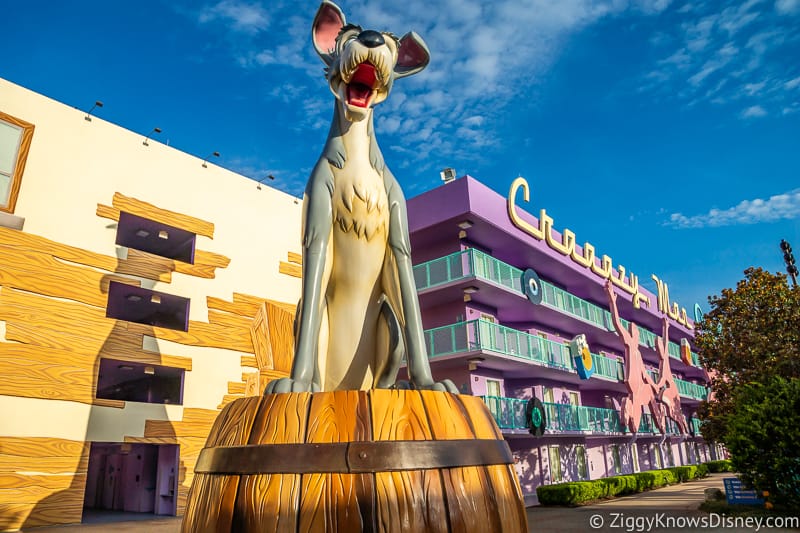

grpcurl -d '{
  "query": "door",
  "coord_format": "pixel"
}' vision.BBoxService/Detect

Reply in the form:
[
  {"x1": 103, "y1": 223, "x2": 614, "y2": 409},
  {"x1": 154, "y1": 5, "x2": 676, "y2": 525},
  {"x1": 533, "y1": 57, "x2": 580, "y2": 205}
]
[
  {"x1": 576, "y1": 445, "x2": 588, "y2": 480},
  {"x1": 548, "y1": 445, "x2": 562, "y2": 482},
  {"x1": 485, "y1": 379, "x2": 503, "y2": 425}
]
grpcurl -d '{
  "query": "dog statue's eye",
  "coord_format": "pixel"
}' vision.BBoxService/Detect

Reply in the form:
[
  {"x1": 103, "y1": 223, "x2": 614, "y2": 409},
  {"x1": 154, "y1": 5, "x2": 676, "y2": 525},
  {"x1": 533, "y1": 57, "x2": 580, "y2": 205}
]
[{"x1": 337, "y1": 31, "x2": 359, "y2": 51}]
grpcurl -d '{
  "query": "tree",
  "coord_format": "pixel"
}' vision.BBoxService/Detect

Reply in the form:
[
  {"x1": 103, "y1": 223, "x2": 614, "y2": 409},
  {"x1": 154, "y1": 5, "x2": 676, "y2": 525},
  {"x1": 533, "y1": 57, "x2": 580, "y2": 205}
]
[
  {"x1": 695, "y1": 267, "x2": 800, "y2": 442},
  {"x1": 725, "y1": 377, "x2": 800, "y2": 509}
]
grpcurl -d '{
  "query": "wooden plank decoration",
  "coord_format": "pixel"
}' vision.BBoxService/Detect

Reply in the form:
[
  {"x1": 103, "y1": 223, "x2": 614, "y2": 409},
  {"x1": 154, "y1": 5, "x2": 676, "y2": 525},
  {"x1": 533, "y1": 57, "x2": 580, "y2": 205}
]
[
  {"x1": 110, "y1": 192, "x2": 216, "y2": 239},
  {"x1": 0, "y1": 190, "x2": 296, "y2": 529},
  {"x1": 0, "y1": 437, "x2": 89, "y2": 531},
  {"x1": 181, "y1": 391, "x2": 527, "y2": 533}
]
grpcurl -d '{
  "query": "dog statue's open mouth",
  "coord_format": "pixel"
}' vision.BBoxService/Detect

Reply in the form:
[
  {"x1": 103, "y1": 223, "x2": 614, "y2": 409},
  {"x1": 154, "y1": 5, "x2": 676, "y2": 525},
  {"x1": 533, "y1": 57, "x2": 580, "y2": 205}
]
[{"x1": 346, "y1": 63, "x2": 377, "y2": 108}]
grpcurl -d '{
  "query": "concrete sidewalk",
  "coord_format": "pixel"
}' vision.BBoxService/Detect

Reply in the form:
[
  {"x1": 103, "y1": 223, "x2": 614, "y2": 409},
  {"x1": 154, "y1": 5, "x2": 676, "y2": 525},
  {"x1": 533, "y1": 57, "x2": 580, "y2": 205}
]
[
  {"x1": 19, "y1": 474, "x2": 797, "y2": 533},
  {"x1": 526, "y1": 473, "x2": 799, "y2": 532}
]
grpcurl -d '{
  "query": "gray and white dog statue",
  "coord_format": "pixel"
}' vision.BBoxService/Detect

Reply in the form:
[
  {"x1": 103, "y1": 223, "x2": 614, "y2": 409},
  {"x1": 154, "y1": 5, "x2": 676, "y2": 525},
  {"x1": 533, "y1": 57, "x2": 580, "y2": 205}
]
[{"x1": 267, "y1": 1, "x2": 457, "y2": 394}]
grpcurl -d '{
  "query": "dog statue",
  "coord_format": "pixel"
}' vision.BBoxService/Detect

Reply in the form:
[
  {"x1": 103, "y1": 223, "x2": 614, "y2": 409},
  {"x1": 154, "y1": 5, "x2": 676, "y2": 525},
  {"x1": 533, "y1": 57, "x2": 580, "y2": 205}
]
[{"x1": 267, "y1": 1, "x2": 457, "y2": 394}]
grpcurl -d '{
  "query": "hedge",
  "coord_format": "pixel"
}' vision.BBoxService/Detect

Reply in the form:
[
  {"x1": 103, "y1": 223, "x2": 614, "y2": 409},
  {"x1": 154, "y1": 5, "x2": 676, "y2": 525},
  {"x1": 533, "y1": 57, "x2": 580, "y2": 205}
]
[
  {"x1": 537, "y1": 461, "x2": 714, "y2": 505},
  {"x1": 705, "y1": 459, "x2": 734, "y2": 473}
]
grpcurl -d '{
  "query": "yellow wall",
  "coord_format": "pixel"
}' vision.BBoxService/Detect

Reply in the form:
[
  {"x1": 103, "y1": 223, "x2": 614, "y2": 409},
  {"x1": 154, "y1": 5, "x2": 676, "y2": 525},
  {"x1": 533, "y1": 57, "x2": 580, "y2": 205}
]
[{"x1": 0, "y1": 77, "x2": 303, "y2": 529}]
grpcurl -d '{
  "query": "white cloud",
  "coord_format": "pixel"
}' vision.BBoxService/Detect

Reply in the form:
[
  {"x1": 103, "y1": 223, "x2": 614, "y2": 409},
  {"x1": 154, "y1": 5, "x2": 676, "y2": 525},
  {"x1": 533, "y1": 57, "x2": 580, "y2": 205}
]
[
  {"x1": 741, "y1": 104, "x2": 768, "y2": 117},
  {"x1": 667, "y1": 189, "x2": 800, "y2": 228},
  {"x1": 641, "y1": 1, "x2": 796, "y2": 117},
  {"x1": 198, "y1": 1, "x2": 269, "y2": 34},
  {"x1": 776, "y1": 0, "x2": 800, "y2": 14},
  {"x1": 785, "y1": 76, "x2": 800, "y2": 89}
]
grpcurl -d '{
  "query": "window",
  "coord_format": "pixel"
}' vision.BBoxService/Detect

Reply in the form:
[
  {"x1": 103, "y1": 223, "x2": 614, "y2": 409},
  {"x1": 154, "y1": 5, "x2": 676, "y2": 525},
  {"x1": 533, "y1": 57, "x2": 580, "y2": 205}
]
[
  {"x1": 610, "y1": 444, "x2": 622, "y2": 474},
  {"x1": 666, "y1": 443, "x2": 675, "y2": 466},
  {"x1": 0, "y1": 111, "x2": 34, "y2": 214},
  {"x1": 653, "y1": 444, "x2": 663, "y2": 469},
  {"x1": 542, "y1": 387, "x2": 554, "y2": 404},
  {"x1": 486, "y1": 379, "x2": 501, "y2": 398},
  {"x1": 576, "y1": 445, "x2": 588, "y2": 479},
  {"x1": 106, "y1": 281, "x2": 190, "y2": 331},
  {"x1": 116, "y1": 211, "x2": 197, "y2": 263},
  {"x1": 96, "y1": 358, "x2": 184, "y2": 405},
  {"x1": 548, "y1": 446, "x2": 562, "y2": 482}
]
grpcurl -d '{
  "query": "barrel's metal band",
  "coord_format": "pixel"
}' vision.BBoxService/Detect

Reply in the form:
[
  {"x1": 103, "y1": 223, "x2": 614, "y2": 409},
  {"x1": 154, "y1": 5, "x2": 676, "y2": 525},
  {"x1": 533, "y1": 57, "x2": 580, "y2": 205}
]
[{"x1": 194, "y1": 439, "x2": 512, "y2": 475}]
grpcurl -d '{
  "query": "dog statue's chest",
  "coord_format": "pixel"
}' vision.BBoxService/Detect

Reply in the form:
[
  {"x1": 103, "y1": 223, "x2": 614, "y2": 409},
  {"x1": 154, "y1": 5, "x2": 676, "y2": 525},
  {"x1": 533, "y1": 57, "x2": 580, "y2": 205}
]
[{"x1": 330, "y1": 161, "x2": 389, "y2": 241}]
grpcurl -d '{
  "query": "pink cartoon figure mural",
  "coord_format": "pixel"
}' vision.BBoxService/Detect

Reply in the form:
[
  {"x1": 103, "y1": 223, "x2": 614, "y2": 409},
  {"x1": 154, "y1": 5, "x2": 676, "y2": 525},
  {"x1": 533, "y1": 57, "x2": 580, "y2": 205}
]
[
  {"x1": 605, "y1": 280, "x2": 665, "y2": 434},
  {"x1": 655, "y1": 316, "x2": 689, "y2": 434}
]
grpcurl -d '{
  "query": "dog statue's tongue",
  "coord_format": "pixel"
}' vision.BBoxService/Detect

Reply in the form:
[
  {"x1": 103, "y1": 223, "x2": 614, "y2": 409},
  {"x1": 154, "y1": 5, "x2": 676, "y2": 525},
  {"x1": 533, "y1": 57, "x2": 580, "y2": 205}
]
[{"x1": 347, "y1": 63, "x2": 376, "y2": 108}]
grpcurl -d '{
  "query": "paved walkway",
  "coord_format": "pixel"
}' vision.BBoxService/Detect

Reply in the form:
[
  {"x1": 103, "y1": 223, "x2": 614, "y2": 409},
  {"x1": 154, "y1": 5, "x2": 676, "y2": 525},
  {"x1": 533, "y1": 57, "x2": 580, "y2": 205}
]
[{"x1": 19, "y1": 474, "x2": 799, "y2": 532}]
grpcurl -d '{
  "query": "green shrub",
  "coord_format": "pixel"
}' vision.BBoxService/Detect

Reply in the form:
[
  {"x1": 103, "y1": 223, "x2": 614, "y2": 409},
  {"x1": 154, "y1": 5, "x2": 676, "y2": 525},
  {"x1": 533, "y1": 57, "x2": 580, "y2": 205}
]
[
  {"x1": 705, "y1": 459, "x2": 734, "y2": 473},
  {"x1": 634, "y1": 472, "x2": 655, "y2": 491},
  {"x1": 695, "y1": 463, "x2": 709, "y2": 478},
  {"x1": 537, "y1": 481, "x2": 600, "y2": 505},
  {"x1": 537, "y1": 464, "x2": 712, "y2": 506}
]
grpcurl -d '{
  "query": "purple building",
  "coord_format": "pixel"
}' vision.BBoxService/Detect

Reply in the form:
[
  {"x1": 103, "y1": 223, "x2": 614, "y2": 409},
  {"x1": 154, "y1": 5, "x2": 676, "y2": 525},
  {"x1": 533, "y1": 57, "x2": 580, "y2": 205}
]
[{"x1": 407, "y1": 175, "x2": 718, "y2": 505}]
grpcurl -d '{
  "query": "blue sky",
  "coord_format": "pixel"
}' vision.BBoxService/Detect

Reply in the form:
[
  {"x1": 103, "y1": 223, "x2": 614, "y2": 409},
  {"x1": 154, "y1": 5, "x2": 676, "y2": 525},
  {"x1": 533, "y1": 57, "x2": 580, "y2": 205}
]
[{"x1": 3, "y1": 0, "x2": 799, "y2": 312}]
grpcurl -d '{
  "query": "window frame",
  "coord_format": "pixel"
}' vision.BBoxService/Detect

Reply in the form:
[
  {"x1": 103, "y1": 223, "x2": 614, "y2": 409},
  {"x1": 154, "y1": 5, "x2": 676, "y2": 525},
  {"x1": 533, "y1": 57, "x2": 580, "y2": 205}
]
[
  {"x1": 0, "y1": 110, "x2": 35, "y2": 214},
  {"x1": 548, "y1": 445, "x2": 562, "y2": 483},
  {"x1": 576, "y1": 445, "x2": 588, "y2": 479}
]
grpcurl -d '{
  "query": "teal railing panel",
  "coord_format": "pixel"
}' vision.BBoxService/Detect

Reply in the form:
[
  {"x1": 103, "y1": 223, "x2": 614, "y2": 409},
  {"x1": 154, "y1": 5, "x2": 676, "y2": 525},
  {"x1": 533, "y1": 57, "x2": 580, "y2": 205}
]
[
  {"x1": 675, "y1": 378, "x2": 709, "y2": 400},
  {"x1": 415, "y1": 250, "x2": 699, "y2": 362}
]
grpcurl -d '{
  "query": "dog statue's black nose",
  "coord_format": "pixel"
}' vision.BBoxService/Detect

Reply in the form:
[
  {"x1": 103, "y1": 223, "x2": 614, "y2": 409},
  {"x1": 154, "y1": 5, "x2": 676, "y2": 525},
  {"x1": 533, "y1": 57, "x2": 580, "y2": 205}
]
[{"x1": 357, "y1": 30, "x2": 385, "y2": 48}]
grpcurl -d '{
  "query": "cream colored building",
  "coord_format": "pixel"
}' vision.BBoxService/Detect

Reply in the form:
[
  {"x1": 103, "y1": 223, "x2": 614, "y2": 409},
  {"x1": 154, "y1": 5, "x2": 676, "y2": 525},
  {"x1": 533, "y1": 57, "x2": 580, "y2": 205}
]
[{"x1": 0, "y1": 77, "x2": 304, "y2": 530}]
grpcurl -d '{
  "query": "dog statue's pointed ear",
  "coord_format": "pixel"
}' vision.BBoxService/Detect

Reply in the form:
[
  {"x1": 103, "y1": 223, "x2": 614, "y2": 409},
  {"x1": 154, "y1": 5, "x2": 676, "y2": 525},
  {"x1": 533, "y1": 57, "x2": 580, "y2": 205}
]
[
  {"x1": 395, "y1": 32, "x2": 430, "y2": 78},
  {"x1": 312, "y1": 1, "x2": 346, "y2": 65}
]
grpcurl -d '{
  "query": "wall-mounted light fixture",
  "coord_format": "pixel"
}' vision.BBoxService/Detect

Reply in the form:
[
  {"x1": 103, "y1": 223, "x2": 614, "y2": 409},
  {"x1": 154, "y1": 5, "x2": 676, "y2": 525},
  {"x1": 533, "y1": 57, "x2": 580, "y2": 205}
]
[
  {"x1": 202, "y1": 151, "x2": 220, "y2": 168},
  {"x1": 463, "y1": 286, "x2": 479, "y2": 302},
  {"x1": 457, "y1": 220, "x2": 473, "y2": 230},
  {"x1": 84, "y1": 100, "x2": 104, "y2": 122},
  {"x1": 257, "y1": 174, "x2": 275, "y2": 190},
  {"x1": 144, "y1": 366, "x2": 155, "y2": 375},
  {"x1": 440, "y1": 167, "x2": 457, "y2": 183},
  {"x1": 142, "y1": 127, "x2": 162, "y2": 146},
  {"x1": 467, "y1": 357, "x2": 485, "y2": 371}
]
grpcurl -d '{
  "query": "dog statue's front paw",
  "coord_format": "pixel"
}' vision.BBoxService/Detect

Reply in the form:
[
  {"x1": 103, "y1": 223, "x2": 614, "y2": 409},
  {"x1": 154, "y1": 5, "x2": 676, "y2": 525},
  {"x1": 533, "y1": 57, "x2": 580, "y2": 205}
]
[
  {"x1": 265, "y1": 378, "x2": 321, "y2": 394},
  {"x1": 392, "y1": 378, "x2": 459, "y2": 394},
  {"x1": 425, "y1": 379, "x2": 459, "y2": 394}
]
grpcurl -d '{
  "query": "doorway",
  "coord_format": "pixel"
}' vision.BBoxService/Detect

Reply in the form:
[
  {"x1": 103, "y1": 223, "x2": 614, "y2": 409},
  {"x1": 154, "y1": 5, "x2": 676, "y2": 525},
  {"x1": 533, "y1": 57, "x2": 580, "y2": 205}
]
[{"x1": 83, "y1": 442, "x2": 178, "y2": 519}]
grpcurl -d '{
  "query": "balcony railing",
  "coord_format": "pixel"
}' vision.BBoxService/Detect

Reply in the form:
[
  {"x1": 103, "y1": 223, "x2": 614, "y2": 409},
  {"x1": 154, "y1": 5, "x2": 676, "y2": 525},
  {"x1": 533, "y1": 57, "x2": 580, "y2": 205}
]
[
  {"x1": 480, "y1": 396, "x2": 688, "y2": 436},
  {"x1": 543, "y1": 402, "x2": 625, "y2": 433},
  {"x1": 414, "y1": 249, "x2": 699, "y2": 363},
  {"x1": 675, "y1": 378, "x2": 709, "y2": 400},
  {"x1": 413, "y1": 248, "x2": 522, "y2": 293},
  {"x1": 592, "y1": 352, "x2": 625, "y2": 381},
  {"x1": 424, "y1": 319, "x2": 574, "y2": 371},
  {"x1": 691, "y1": 417, "x2": 704, "y2": 435},
  {"x1": 481, "y1": 395, "x2": 528, "y2": 430}
]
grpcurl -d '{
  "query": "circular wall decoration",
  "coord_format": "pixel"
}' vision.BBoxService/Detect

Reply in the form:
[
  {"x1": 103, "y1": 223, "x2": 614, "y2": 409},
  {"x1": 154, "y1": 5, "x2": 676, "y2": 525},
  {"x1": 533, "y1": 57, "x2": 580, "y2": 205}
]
[
  {"x1": 694, "y1": 303, "x2": 704, "y2": 323},
  {"x1": 570, "y1": 334, "x2": 594, "y2": 380},
  {"x1": 526, "y1": 397, "x2": 547, "y2": 436},
  {"x1": 521, "y1": 268, "x2": 543, "y2": 305}
]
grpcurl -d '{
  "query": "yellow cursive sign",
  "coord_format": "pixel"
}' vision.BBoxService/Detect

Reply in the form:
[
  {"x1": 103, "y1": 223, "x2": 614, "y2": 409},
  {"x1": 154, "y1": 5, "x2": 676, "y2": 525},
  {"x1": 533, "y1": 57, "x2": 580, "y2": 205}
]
[
  {"x1": 651, "y1": 275, "x2": 690, "y2": 327},
  {"x1": 508, "y1": 176, "x2": 657, "y2": 311}
]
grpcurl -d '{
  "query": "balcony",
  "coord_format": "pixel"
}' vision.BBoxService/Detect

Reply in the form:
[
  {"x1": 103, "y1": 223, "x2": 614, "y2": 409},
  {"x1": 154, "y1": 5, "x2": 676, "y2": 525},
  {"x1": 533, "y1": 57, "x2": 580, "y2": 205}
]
[
  {"x1": 675, "y1": 378, "x2": 709, "y2": 400},
  {"x1": 426, "y1": 319, "x2": 625, "y2": 380},
  {"x1": 591, "y1": 352, "x2": 625, "y2": 381},
  {"x1": 424, "y1": 319, "x2": 574, "y2": 371},
  {"x1": 479, "y1": 396, "x2": 685, "y2": 436},
  {"x1": 543, "y1": 402, "x2": 625, "y2": 433},
  {"x1": 690, "y1": 417, "x2": 704, "y2": 435},
  {"x1": 413, "y1": 249, "x2": 699, "y2": 363}
]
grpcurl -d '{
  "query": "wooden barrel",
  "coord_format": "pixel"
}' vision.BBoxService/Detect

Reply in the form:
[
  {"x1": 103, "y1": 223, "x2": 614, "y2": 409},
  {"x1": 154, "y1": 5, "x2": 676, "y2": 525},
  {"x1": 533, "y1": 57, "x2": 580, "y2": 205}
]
[{"x1": 182, "y1": 390, "x2": 527, "y2": 532}]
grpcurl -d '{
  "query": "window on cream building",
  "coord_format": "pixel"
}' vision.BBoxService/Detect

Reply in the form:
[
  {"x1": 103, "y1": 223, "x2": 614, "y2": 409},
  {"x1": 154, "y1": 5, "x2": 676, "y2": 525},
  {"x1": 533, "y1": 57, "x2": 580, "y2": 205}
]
[{"x1": 0, "y1": 111, "x2": 34, "y2": 214}]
